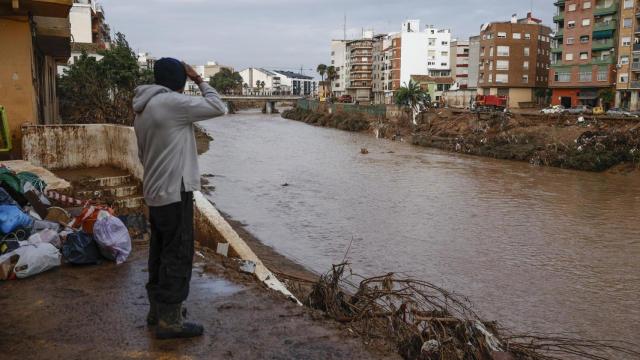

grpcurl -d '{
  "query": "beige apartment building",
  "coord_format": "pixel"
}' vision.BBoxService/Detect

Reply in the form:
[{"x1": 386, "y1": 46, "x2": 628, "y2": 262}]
[
  {"x1": 479, "y1": 12, "x2": 552, "y2": 108},
  {"x1": 346, "y1": 38, "x2": 375, "y2": 102},
  {"x1": 616, "y1": 0, "x2": 640, "y2": 110}
]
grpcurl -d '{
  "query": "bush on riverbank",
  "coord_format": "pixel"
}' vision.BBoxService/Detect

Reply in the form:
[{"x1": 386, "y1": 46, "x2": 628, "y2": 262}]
[{"x1": 282, "y1": 107, "x2": 370, "y2": 132}]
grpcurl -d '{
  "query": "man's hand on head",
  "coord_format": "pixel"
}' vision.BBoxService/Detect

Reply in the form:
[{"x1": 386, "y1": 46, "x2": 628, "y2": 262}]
[{"x1": 183, "y1": 62, "x2": 203, "y2": 85}]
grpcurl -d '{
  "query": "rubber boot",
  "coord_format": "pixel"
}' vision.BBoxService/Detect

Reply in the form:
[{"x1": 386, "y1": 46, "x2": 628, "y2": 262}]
[
  {"x1": 156, "y1": 303, "x2": 203, "y2": 339},
  {"x1": 147, "y1": 301, "x2": 187, "y2": 327}
]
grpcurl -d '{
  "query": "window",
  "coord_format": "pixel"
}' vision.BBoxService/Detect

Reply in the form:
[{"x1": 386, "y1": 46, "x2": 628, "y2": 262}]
[
  {"x1": 525, "y1": 33, "x2": 531, "y2": 40},
  {"x1": 620, "y1": 73, "x2": 629, "y2": 83},
  {"x1": 489, "y1": 60, "x2": 493, "y2": 70},
  {"x1": 566, "y1": 53, "x2": 574, "y2": 61},
  {"x1": 497, "y1": 46, "x2": 509, "y2": 56},
  {"x1": 624, "y1": 0, "x2": 633, "y2": 9},
  {"x1": 523, "y1": 60, "x2": 529, "y2": 69},
  {"x1": 555, "y1": 72, "x2": 571, "y2": 82},
  {"x1": 580, "y1": 52, "x2": 589, "y2": 60},
  {"x1": 489, "y1": 47, "x2": 494, "y2": 56},
  {"x1": 524, "y1": 47, "x2": 530, "y2": 56},
  {"x1": 580, "y1": 35, "x2": 590, "y2": 43},
  {"x1": 579, "y1": 72, "x2": 592, "y2": 82},
  {"x1": 495, "y1": 74, "x2": 508, "y2": 83},
  {"x1": 496, "y1": 60, "x2": 509, "y2": 70},
  {"x1": 513, "y1": 33, "x2": 521, "y2": 39},
  {"x1": 441, "y1": 41, "x2": 448, "y2": 45},
  {"x1": 583, "y1": 1, "x2": 591, "y2": 9},
  {"x1": 522, "y1": 75, "x2": 529, "y2": 83},
  {"x1": 568, "y1": 4, "x2": 577, "y2": 11},
  {"x1": 622, "y1": 37, "x2": 632, "y2": 46},
  {"x1": 624, "y1": 18, "x2": 633, "y2": 28},
  {"x1": 621, "y1": 56, "x2": 630, "y2": 65},
  {"x1": 567, "y1": 37, "x2": 575, "y2": 45},
  {"x1": 568, "y1": 21, "x2": 576, "y2": 29},
  {"x1": 428, "y1": 38, "x2": 436, "y2": 46},
  {"x1": 498, "y1": 32, "x2": 507, "y2": 38},
  {"x1": 582, "y1": 19, "x2": 591, "y2": 27},
  {"x1": 597, "y1": 70, "x2": 608, "y2": 81},
  {"x1": 488, "y1": 74, "x2": 493, "y2": 83},
  {"x1": 441, "y1": 51, "x2": 448, "y2": 56}
]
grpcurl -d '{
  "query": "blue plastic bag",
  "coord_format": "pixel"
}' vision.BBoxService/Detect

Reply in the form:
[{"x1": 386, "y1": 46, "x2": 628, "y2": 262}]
[{"x1": 0, "y1": 205, "x2": 33, "y2": 234}]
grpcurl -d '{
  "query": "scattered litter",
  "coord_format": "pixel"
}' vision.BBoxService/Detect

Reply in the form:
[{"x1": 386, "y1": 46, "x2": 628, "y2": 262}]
[
  {"x1": 93, "y1": 212, "x2": 132, "y2": 264},
  {"x1": 13, "y1": 243, "x2": 61, "y2": 278},
  {"x1": 62, "y1": 232, "x2": 102, "y2": 265},
  {"x1": 238, "y1": 259, "x2": 256, "y2": 274},
  {"x1": 360, "y1": 148, "x2": 369, "y2": 154},
  {"x1": 216, "y1": 242, "x2": 229, "y2": 257},
  {"x1": 281, "y1": 183, "x2": 289, "y2": 187}
]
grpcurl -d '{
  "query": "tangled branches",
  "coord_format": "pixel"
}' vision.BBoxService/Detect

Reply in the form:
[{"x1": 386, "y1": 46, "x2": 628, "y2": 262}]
[{"x1": 306, "y1": 263, "x2": 640, "y2": 360}]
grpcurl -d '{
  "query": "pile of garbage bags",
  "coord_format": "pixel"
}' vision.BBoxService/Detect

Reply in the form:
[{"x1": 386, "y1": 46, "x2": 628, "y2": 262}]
[{"x1": 0, "y1": 165, "x2": 131, "y2": 280}]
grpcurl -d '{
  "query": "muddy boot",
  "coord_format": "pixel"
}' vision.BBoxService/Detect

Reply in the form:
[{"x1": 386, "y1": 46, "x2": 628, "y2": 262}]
[
  {"x1": 156, "y1": 303, "x2": 203, "y2": 339},
  {"x1": 148, "y1": 301, "x2": 187, "y2": 326}
]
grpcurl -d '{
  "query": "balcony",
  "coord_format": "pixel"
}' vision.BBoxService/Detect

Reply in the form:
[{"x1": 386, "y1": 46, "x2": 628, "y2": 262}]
[
  {"x1": 631, "y1": 63, "x2": 640, "y2": 71},
  {"x1": 593, "y1": 3, "x2": 618, "y2": 16},
  {"x1": 554, "y1": 0, "x2": 565, "y2": 5},
  {"x1": 634, "y1": 43, "x2": 640, "y2": 52},
  {"x1": 551, "y1": 46, "x2": 563, "y2": 54},
  {"x1": 592, "y1": 39, "x2": 614, "y2": 51},
  {"x1": 630, "y1": 80, "x2": 640, "y2": 89},
  {"x1": 553, "y1": 29, "x2": 564, "y2": 38},
  {"x1": 553, "y1": 13, "x2": 565, "y2": 22},
  {"x1": 593, "y1": 20, "x2": 617, "y2": 32},
  {"x1": 591, "y1": 57, "x2": 614, "y2": 65}
]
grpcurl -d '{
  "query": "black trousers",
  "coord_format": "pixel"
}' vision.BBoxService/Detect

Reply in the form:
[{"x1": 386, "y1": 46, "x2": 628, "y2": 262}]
[{"x1": 146, "y1": 191, "x2": 194, "y2": 305}]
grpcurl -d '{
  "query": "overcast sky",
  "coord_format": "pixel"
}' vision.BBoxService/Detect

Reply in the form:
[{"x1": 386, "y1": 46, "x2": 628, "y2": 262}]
[{"x1": 101, "y1": 0, "x2": 554, "y2": 75}]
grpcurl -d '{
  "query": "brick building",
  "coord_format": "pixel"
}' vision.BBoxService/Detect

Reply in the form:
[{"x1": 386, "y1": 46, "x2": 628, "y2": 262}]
[
  {"x1": 479, "y1": 12, "x2": 552, "y2": 108},
  {"x1": 549, "y1": 0, "x2": 618, "y2": 108},
  {"x1": 615, "y1": 0, "x2": 640, "y2": 110}
]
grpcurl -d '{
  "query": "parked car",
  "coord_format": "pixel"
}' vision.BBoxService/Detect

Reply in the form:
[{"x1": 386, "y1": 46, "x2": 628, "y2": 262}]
[
  {"x1": 565, "y1": 105, "x2": 593, "y2": 115},
  {"x1": 606, "y1": 108, "x2": 636, "y2": 117},
  {"x1": 540, "y1": 105, "x2": 565, "y2": 115},
  {"x1": 338, "y1": 95, "x2": 353, "y2": 103}
]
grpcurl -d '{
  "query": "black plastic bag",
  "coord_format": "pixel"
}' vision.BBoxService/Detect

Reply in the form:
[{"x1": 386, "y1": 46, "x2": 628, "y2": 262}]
[{"x1": 62, "y1": 232, "x2": 102, "y2": 265}]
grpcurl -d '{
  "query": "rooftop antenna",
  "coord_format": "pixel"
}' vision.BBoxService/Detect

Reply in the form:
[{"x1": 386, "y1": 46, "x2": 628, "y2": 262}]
[{"x1": 343, "y1": 13, "x2": 347, "y2": 41}]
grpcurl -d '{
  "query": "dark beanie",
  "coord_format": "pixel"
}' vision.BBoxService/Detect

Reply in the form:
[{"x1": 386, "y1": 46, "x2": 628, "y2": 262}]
[{"x1": 154, "y1": 57, "x2": 187, "y2": 91}]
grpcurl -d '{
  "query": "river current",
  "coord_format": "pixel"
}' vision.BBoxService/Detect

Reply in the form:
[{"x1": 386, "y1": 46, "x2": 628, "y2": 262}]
[{"x1": 198, "y1": 110, "x2": 640, "y2": 344}]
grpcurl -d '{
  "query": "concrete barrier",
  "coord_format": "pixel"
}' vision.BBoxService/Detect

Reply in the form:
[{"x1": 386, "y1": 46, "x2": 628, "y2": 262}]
[{"x1": 21, "y1": 124, "x2": 298, "y2": 302}]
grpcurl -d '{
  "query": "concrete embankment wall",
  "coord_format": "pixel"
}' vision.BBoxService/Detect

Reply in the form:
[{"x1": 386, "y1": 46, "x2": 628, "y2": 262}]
[{"x1": 21, "y1": 124, "x2": 298, "y2": 302}]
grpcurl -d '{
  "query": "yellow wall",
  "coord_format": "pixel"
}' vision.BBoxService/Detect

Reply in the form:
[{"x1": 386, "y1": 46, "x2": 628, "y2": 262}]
[
  {"x1": 508, "y1": 88, "x2": 533, "y2": 108},
  {"x1": 0, "y1": 17, "x2": 37, "y2": 158}
]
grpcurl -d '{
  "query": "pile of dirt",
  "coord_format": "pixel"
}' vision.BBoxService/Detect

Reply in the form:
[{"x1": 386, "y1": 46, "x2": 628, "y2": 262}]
[
  {"x1": 282, "y1": 108, "x2": 370, "y2": 132},
  {"x1": 412, "y1": 110, "x2": 640, "y2": 172}
]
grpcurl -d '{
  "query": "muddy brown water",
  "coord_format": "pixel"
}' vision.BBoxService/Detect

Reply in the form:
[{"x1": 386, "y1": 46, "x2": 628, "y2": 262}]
[{"x1": 198, "y1": 110, "x2": 640, "y2": 345}]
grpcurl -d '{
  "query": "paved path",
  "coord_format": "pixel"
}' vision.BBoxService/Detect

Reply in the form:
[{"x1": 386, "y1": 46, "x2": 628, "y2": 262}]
[{"x1": 0, "y1": 243, "x2": 397, "y2": 360}]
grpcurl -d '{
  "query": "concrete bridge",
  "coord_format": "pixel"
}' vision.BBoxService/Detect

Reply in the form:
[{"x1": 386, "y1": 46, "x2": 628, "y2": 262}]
[{"x1": 185, "y1": 92, "x2": 304, "y2": 113}]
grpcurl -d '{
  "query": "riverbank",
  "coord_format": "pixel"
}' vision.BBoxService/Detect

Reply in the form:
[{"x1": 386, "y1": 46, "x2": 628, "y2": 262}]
[{"x1": 282, "y1": 107, "x2": 640, "y2": 172}]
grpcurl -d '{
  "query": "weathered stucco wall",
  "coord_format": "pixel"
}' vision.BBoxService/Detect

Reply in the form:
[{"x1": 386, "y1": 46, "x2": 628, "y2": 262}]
[
  {"x1": 0, "y1": 18, "x2": 38, "y2": 159},
  {"x1": 21, "y1": 124, "x2": 143, "y2": 180}
]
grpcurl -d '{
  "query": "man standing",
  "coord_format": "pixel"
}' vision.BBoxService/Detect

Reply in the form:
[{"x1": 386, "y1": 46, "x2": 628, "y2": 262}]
[{"x1": 133, "y1": 58, "x2": 227, "y2": 339}]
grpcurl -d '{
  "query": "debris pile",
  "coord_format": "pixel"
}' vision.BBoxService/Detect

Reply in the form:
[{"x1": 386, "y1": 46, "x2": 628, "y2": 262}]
[
  {"x1": 306, "y1": 263, "x2": 640, "y2": 360},
  {"x1": 0, "y1": 164, "x2": 133, "y2": 280},
  {"x1": 282, "y1": 108, "x2": 370, "y2": 132}
]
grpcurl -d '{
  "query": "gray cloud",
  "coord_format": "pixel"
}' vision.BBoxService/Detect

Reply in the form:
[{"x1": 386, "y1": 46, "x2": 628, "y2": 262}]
[{"x1": 101, "y1": 0, "x2": 554, "y2": 74}]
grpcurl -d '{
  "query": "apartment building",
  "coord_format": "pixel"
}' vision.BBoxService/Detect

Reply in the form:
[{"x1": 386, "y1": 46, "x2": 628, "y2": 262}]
[
  {"x1": 468, "y1": 35, "x2": 482, "y2": 89},
  {"x1": 1, "y1": 0, "x2": 73, "y2": 158},
  {"x1": 239, "y1": 68, "x2": 282, "y2": 94},
  {"x1": 479, "y1": 12, "x2": 551, "y2": 108},
  {"x1": 549, "y1": 0, "x2": 618, "y2": 108},
  {"x1": 64, "y1": 0, "x2": 110, "y2": 70},
  {"x1": 330, "y1": 40, "x2": 349, "y2": 97},
  {"x1": 346, "y1": 37, "x2": 375, "y2": 102},
  {"x1": 450, "y1": 40, "x2": 470, "y2": 88},
  {"x1": 616, "y1": 0, "x2": 640, "y2": 109},
  {"x1": 272, "y1": 70, "x2": 316, "y2": 96}
]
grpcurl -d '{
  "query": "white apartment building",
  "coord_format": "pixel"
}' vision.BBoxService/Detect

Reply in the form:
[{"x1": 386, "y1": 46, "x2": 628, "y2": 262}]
[
  {"x1": 137, "y1": 52, "x2": 156, "y2": 71},
  {"x1": 239, "y1": 68, "x2": 282, "y2": 94},
  {"x1": 330, "y1": 40, "x2": 348, "y2": 97},
  {"x1": 59, "y1": 0, "x2": 109, "y2": 74},
  {"x1": 272, "y1": 70, "x2": 316, "y2": 96},
  {"x1": 397, "y1": 20, "x2": 452, "y2": 88}
]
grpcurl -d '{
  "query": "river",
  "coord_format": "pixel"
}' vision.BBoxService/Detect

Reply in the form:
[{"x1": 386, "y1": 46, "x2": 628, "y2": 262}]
[{"x1": 198, "y1": 110, "x2": 640, "y2": 345}]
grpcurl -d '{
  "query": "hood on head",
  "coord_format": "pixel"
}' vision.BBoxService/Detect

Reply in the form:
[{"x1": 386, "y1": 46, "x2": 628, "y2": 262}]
[{"x1": 133, "y1": 84, "x2": 171, "y2": 113}]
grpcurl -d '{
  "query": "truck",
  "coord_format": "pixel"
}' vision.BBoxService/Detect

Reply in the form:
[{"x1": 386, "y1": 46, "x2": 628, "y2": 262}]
[{"x1": 473, "y1": 95, "x2": 508, "y2": 112}]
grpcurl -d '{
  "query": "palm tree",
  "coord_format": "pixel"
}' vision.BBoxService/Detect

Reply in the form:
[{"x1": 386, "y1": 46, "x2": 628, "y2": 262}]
[
  {"x1": 326, "y1": 65, "x2": 337, "y2": 98},
  {"x1": 243, "y1": 83, "x2": 248, "y2": 95},
  {"x1": 395, "y1": 80, "x2": 429, "y2": 125},
  {"x1": 316, "y1": 64, "x2": 327, "y2": 83}
]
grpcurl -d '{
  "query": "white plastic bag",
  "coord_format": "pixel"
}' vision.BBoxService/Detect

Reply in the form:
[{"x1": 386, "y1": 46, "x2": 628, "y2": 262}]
[
  {"x1": 13, "y1": 243, "x2": 61, "y2": 279},
  {"x1": 93, "y1": 213, "x2": 131, "y2": 264},
  {"x1": 27, "y1": 229, "x2": 62, "y2": 248}
]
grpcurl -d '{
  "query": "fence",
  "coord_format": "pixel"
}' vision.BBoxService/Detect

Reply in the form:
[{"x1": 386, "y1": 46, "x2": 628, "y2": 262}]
[{"x1": 297, "y1": 99, "x2": 387, "y2": 118}]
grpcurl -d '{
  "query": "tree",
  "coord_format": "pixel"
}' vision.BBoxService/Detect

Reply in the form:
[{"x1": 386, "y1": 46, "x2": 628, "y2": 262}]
[
  {"x1": 316, "y1": 64, "x2": 327, "y2": 83},
  {"x1": 394, "y1": 80, "x2": 429, "y2": 125},
  {"x1": 243, "y1": 83, "x2": 248, "y2": 95},
  {"x1": 326, "y1": 65, "x2": 337, "y2": 98},
  {"x1": 58, "y1": 32, "x2": 152, "y2": 125},
  {"x1": 210, "y1": 68, "x2": 243, "y2": 94},
  {"x1": 598, "y1": 88, "x2": 615, "y2": 109}
]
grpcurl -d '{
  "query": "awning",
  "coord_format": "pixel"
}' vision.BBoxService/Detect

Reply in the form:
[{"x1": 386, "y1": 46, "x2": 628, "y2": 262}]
[
  {"x1": 0, "y1": 0, "x2": 72, "y2": 18},
  {"x1": 33, "y1": 15, "x2": 71, "y2": 61}
]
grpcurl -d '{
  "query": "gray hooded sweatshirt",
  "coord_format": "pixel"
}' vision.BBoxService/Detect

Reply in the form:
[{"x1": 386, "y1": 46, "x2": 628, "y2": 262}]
[{"x1": 133, "y1": 82, "x2": 227, "y2": 207}]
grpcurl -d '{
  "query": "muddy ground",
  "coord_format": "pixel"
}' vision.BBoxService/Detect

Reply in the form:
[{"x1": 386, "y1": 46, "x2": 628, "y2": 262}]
[
  {"x1": 282, "y1": 107, "x2": 640, "y2": 172},
  {"x1": 0, "y1": 242, "x2": 398, "y2": 360}
]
